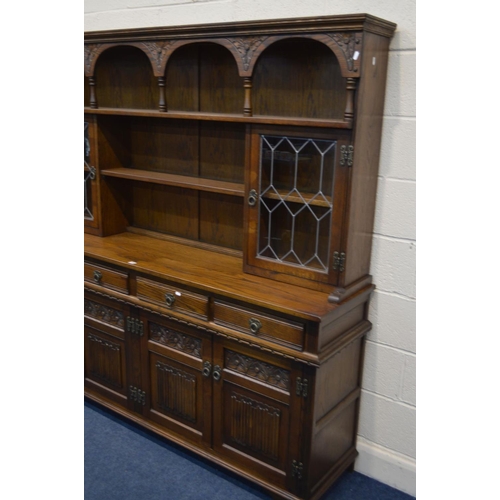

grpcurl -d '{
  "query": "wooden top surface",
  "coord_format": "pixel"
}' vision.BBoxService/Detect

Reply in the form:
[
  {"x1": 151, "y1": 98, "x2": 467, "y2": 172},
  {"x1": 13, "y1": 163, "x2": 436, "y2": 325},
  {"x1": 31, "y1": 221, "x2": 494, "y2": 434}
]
[
  {"x1": 84, "y1": 14, "x2": 396, "y2": 41},
  {"x1": 84, "y1": 232, "x2": 368, "y2": 322}
]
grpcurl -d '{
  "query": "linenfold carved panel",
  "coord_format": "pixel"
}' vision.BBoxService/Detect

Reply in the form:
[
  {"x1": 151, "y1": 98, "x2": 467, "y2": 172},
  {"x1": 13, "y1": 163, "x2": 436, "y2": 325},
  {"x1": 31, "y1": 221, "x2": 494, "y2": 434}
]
[
  {"x1": 229, "y1": 392, "x2": 281, "y2": 461},
  {"x1": 155, "y1": 361, "x2": 197, "y2": 423},
  {"x1": 86, "y1": 333, "x2": 123, "y2": 388}
]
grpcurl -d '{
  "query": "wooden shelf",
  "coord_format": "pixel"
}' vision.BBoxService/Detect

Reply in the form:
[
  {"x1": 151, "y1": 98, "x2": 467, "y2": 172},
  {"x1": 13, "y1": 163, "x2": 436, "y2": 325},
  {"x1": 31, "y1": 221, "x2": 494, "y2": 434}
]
[
  {"x1": 262, "y1": 189, "x2": 332, "y2": 208},
  {"x1": 84, "y1": 107, "x2": 353, "y2": 129},
  {"x1": 101, "y1": 168, "x2": 244, "y2": 197}
]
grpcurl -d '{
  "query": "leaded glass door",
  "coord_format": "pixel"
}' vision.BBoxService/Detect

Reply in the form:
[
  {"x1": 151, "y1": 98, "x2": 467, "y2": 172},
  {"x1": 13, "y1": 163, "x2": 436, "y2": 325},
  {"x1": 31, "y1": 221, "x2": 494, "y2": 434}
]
[
  {"x1": 246, "y1": 128, "x2": 350, "y2": 287},
  {"x1": 84, "y1": 115, "x2": 99, "y2": 231}
]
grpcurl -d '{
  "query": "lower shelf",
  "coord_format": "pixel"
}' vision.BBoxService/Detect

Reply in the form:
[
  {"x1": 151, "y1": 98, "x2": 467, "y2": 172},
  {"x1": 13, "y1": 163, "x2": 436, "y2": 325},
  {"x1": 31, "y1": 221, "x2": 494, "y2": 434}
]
[{"x1": 101, "y1": 168, "x2": 245, "y2": 197}]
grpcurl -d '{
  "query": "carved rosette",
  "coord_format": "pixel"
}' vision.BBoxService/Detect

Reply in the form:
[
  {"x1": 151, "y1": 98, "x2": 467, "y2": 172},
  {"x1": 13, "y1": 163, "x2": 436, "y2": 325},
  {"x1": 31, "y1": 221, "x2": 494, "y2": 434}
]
[
  {"x1": 84, "y1": 44, "x2": 102, "y2": 76},
  {"x1": 225, "y1": 350, "x2": 290, "y2": 391},
  {"x1": 84, "y1": 299, "x2": 124, "y2": 328},
  {"x1": 141, "y1": 40, "x2": 176, "y2": 74},
  {"x1": 227, "y1": 36, "x2": 268, "y2": 72},
  {"x1": 150, "y1": 322, "x2": 202, "y2": 358},
  {"x1": 327, "y1": 33, "x2": 362, "y2": 72}
]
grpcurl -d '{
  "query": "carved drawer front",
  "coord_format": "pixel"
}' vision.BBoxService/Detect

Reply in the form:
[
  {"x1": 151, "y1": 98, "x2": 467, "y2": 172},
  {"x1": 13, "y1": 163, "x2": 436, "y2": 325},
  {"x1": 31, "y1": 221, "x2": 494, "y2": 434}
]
[
  {"x1": 213, "y1": 301, "x2": 304, "y2": 350},
  {"x1": 84, "y1": 261, "x2": 129, "y2": 294},
  {"x1": 84, "y1": 297, "x2": 125, "y2": 333},
  {"x1": 136, "y1": 277, "x2": 208, "y2": 320},
  {"x1": 224, "y1": 349, "x2": 291, "y2": 393}
]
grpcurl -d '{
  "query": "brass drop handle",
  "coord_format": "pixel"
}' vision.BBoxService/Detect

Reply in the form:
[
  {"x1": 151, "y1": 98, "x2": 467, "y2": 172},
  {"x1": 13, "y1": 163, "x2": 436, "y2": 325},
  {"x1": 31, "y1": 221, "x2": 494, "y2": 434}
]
[
  {"x1": 249, "y1": 318, "x2": 262, "y2": 334},
  {"x1": 165, "y1": 293, "x2": 176, "y2": 307},
  {"x1": 93, "y1": 270, "x2": 102, "y2": 283},
  {"x1": 248, "y1": 189, "x2": 258, "y2": 207},
  {"x1": 202, "y1": 361, "x2": 212, "y2": 378},
  {"x1": 213, "y1": 365, "x2": 222, "y2": 381}
]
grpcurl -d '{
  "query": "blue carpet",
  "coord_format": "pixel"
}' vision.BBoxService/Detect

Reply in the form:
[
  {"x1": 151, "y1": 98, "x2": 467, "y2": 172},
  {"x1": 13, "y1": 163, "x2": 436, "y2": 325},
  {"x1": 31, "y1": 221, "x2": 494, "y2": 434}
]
[{"x1": 85, "y1": 400, "x2": 414, "y2": 500}]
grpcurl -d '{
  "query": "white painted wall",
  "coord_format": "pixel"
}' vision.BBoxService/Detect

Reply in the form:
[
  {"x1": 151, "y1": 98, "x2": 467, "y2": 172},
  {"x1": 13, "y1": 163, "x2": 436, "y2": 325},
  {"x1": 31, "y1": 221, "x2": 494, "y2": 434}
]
[{"x1": 85, "y1": 1, "x2": 416, "y2": 496}]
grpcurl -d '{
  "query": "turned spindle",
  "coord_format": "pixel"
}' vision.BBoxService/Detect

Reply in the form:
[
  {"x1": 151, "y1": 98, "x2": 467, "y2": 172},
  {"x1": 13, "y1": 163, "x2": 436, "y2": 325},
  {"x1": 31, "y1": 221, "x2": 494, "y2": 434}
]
[
  {"x1": 344, "y1": 77, "x2": 357, "y2": 122},
  {"x1": 89, "y1": 76, "x2": 98, "y2": 109},
  {"x1": 158, "y1": 76, "x2": 167, "y2": 112},
  {"x1": 243, "y1": 77, "x2": 252, "y2": 116}
]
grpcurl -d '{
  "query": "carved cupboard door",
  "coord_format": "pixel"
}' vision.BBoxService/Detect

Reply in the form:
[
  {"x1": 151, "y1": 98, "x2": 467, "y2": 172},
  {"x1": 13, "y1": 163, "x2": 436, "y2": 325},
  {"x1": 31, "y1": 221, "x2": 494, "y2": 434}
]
[
  {"x1": 212, "y1": 339, "x2": 305, "y2": 491},
  {"x1": 84, "y1": 291, "x2": 133, "y2": 408},
  {"x1": 141, "y1": 312, "x2": 213, "y2": 449}
]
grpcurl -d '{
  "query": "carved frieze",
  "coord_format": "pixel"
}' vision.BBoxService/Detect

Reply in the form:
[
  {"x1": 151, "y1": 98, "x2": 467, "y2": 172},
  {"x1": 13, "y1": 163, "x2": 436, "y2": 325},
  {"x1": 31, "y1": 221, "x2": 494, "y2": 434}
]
[
  {"x1": 84, "y1": 299, "x2": 124, "y2": 329},
  {"x1": 150, "y1": 322, "x2": 202, "y2": 358},
  {"x1": 225, "y1": 350, "x2": 290, "y2": 391},
  {"x1": 85, "y1": 285, "x2": 320, "y2": 366}
]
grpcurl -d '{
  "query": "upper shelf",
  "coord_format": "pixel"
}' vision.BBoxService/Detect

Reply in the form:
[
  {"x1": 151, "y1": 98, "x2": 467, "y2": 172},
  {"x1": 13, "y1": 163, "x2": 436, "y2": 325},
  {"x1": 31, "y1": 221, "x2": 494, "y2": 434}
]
[
  {"x1": 84, "y1": 39, "x2": 354, "y2": 124},
  {"x1": 84, "y1": 107, "x2": 353, "y2": 129}
]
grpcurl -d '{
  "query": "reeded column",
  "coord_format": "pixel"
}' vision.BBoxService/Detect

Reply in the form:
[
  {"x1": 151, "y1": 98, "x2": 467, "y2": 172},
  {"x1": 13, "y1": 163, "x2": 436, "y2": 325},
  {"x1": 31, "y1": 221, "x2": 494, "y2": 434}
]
[
  {"x1": 243, "y1": 77, "x2": 252, "y2": 116},
  {"x1": 89, "y1": 76, "x2": 98, "y2": 109},
  {"x1": 158, "y1": 76, "x2": 167, "y2": 112},
  {"x1": 344, "y1": 77, "x2": 357, "y2": 122}
]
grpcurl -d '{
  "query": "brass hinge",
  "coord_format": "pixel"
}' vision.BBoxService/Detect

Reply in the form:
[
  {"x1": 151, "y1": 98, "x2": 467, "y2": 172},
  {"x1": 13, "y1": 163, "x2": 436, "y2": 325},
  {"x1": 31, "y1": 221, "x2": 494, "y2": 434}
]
[
  {"x1": 126, "y1": 317, "x2": 144, "y2": 336},
  {"x1": 332, "y1": 251, "x2": 346, "y2": 272},
  {"x1": 129, "y1": 386, "x2": 146, "y2": 405},
  {"x1": 291, "y1": 460, "x2": 304, "y2": 479},
  {"x1": 296, "y1": 377, "x2": 308, "y2": 398},
  {"x1": 340, "y1": 145, "x2": 354, "y2": 166}
]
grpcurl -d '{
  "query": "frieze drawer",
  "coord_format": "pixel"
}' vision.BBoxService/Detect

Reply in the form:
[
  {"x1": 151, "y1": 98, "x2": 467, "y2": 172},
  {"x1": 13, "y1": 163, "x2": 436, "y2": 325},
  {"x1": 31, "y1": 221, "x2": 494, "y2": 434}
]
[
  {"x1": 84, "y1": 262, "x2": 129, "y2": 294},
  {"x1": 213, "y1": 301, "x2": 304, "y2": 350},
  {"x1": 136, "y1": 276, "x2": 209, "y2": 320}
]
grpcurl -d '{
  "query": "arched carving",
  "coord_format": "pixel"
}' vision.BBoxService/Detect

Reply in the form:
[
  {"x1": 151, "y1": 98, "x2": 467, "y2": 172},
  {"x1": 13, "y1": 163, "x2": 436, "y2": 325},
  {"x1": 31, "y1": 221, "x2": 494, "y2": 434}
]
[
  {"x1": 324, "y1": 32, "x2": 363, "y2": 74},
  {"x1": 84, "y1": 42, "x2": 158, "y2": 77},
  {"x1": 157, "y1": 39, "x2": 242, "y2": 77},
  {"x1": 236, "y1": 33, "x2": 363, "y2": 78},
  {"x1": 84, "y1": 44, "x2": 103, "y2": 77},
  {"x1": 85, "y1": 34, "x2": 362, "y2": 78}
]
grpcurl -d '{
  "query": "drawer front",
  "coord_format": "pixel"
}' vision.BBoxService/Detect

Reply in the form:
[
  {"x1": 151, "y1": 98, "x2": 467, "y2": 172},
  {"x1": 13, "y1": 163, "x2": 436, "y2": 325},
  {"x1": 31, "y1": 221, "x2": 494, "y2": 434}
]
[
  {"x1": 84, "y1": 262, "x2": 129, "y2": 294},
  {"x1": 136, "y1": 277, "x2": 208, "y2": 320},
  {"x1": 213, "y1": 301, "x2": 304, "y2": 350}
]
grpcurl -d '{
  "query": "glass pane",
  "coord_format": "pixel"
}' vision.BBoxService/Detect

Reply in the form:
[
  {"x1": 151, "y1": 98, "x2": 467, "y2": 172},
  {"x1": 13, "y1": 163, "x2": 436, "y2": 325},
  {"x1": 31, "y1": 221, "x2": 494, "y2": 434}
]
[
  {"x1": 257, "y1": 135, "x2": 336, "y2": 273},
  {"x1": 84, "y1": 122, "x2": 94, "y2": 220}
]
